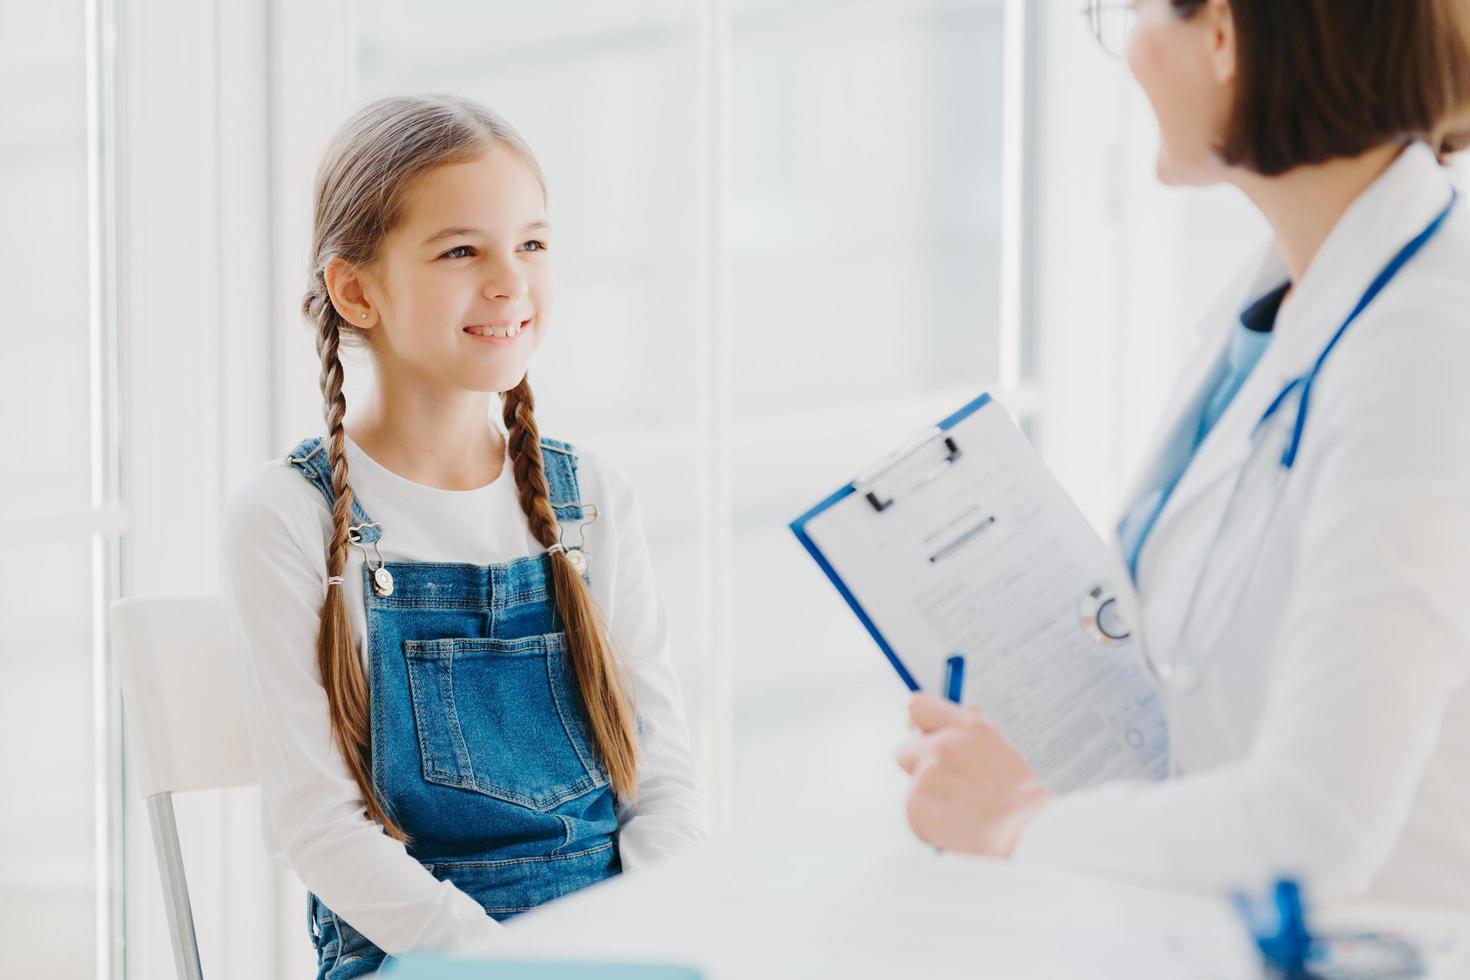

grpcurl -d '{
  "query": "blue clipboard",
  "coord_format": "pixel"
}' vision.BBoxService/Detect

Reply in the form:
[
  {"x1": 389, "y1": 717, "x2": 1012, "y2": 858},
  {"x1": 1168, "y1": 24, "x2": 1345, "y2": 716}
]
[{"x1": 789, "y1": 392, "x2": 993, "y2": 696}]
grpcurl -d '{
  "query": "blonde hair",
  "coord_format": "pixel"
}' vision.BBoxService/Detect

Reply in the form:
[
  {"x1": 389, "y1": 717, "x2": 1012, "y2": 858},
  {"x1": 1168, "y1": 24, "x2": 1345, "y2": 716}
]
[{"x1": 301, "y1": 94, "x2": 639, "y2": 840}]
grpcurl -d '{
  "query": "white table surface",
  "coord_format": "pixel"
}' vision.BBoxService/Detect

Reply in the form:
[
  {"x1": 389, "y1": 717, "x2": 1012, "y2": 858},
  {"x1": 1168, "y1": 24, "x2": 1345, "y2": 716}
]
[{"x1": 446, "y1": 834, "x2": 1470, "y2": 979}]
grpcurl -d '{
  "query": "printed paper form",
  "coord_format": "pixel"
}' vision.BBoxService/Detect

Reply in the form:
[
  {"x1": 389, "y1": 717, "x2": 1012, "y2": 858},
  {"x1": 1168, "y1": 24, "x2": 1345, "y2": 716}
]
[{"x1": 799, "y1": 397, "x2": 1168, "y2": 791}]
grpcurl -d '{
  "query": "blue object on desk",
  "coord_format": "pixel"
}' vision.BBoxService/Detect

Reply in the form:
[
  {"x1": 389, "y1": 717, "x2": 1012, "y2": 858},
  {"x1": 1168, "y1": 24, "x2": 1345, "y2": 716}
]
[
  {"x1": 1231, "y1": 879, "x2": 1312, "y2": 975},
  {"x1": 376, "y1": 954, "x2": 704, "y2": 979},
  {"x1": 1231, "y1": 878, "x2": 1426, "y2": 979}
]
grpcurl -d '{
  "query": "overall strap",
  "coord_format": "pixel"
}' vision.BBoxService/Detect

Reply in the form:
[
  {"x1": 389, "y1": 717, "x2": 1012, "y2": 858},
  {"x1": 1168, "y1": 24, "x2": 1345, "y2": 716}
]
[
  {"x1": 284, "y1": 437, "x2": 384, "y2": 544},
  {"x1": 539, "y1": 437, "x2": 586, "y2": 523}
]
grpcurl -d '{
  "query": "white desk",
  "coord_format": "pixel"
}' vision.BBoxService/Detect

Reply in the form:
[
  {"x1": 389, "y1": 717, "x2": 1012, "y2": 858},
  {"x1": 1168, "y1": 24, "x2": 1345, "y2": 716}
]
[{"x1": 476, "y1": 835, "x2": 1470, "y2": 979}]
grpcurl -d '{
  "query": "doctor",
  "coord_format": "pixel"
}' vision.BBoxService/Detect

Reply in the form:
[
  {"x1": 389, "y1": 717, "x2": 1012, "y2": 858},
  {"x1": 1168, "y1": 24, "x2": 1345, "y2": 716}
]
[{"x1": 895, "y1": 0, "x2": 1470, "y2": 906}]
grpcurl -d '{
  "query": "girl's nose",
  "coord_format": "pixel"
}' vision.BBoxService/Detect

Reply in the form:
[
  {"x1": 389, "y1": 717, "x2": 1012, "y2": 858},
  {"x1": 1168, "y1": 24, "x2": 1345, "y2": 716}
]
[{"x1": 480, "y1": 255, "x2": 529, "y2": 301}]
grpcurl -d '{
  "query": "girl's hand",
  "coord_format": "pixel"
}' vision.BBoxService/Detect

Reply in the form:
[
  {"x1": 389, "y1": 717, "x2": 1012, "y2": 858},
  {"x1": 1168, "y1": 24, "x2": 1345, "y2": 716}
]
[{"x1": 894, "y1": 692, "x2": 1052, "y2": 857}]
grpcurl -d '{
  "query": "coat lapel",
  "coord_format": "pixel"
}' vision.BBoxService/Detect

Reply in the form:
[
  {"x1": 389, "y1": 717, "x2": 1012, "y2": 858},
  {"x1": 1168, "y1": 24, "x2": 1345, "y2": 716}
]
[{"x1": 1114, "y1": 269, "x2": 1254, "y2": 520}]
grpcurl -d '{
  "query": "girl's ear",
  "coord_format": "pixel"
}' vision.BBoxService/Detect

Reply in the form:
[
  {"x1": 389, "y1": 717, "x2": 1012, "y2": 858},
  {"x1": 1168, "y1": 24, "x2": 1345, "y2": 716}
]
[
  {"x1": 324, "y1": 255, "x2": 377, "y2": 328},
  {"x1": 1206, "y1": 0, "x2": 1236, "y2": 85}
]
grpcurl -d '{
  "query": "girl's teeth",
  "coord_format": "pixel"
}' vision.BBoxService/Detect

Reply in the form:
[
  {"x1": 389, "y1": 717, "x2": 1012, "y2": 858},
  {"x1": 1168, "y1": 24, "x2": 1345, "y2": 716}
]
[{"x1": 470, "y1": 322, "x2": 521, "y2": 338}]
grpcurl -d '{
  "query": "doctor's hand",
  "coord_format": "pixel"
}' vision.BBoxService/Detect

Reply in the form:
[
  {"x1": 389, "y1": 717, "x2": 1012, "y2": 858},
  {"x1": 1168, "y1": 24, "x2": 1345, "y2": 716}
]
[{"x1": 895, "y1": 693, "x2": 1052, "y2": 857}]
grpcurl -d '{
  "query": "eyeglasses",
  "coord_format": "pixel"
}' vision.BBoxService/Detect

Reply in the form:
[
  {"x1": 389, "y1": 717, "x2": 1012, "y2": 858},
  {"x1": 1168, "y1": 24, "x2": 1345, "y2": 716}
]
[{"x1": 1085, "y1": 0, "x2": 1136, "y2": 60}]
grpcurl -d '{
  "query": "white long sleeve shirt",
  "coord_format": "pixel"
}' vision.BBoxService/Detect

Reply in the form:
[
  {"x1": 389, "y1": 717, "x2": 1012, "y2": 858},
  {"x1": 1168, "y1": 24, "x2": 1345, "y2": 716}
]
[{"x1": 220, "y1": 431, "x2": 705, "y2": 955}]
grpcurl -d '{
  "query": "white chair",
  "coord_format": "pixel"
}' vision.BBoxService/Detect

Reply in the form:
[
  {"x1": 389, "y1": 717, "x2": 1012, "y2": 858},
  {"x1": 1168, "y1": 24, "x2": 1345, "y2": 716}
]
[{"x1": 112, "y1": 596, "x2": 258, "y2": 980}]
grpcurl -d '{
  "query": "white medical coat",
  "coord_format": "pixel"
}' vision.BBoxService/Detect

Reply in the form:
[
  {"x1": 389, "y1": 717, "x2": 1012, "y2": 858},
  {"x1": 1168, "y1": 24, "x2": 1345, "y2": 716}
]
[{"x1": 1013, "y1": 142, "x2": 1470, "y2": 907}]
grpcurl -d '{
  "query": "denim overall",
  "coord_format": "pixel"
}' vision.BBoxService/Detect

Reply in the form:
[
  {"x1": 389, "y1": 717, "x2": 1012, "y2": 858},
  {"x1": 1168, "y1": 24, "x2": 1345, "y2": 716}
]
[{"x1": 284, "y1": 435, "x2": 620, "y2": 979}]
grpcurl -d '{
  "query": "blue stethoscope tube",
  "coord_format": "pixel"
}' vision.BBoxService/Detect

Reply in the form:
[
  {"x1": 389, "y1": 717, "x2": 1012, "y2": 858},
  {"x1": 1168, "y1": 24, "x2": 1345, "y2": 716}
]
[{"x1": 1260, "y1": 189, "x2": 1459, "y2": 470}]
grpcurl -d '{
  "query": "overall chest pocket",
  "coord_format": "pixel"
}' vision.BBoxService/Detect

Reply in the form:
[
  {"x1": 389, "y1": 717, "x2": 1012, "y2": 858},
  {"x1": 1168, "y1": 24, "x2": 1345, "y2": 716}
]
[{"x1": 403, "y1": 632, "x2": 607, "y2": 810}]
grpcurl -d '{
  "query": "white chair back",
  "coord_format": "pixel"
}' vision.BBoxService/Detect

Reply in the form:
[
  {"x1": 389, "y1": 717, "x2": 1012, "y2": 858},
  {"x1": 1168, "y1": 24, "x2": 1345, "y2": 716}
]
[
  {"x1": 112, "y1": 595, "x2": 260, "y2": 980},
  {"x1": 113, "y1": 595, "x2": 257, "y2": 797}
]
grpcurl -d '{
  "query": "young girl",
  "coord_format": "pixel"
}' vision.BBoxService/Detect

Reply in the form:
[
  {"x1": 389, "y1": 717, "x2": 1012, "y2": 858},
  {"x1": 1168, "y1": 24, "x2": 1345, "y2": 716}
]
[{"x1": 221, "y1": 95, "x2": 704, "y2": 978}]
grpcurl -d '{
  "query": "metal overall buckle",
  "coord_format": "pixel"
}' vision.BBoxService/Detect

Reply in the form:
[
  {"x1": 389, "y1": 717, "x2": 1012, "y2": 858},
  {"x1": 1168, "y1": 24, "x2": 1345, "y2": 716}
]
[
  {"x1": 547, "y1": 504, "x2": 599, "y2": 576},
  {"x1": 348, "y1": 521, "x2": 394, "y2": 596}
]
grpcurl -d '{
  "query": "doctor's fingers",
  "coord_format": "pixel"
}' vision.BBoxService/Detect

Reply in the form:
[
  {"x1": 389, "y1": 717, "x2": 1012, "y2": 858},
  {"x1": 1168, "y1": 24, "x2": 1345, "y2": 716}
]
[
  {"x1": 908, "y1": 691, "x2": 977, "y2": 733},
  {"x1": 894, "y1": 726, "x2": 979, "y2": 776},
  {"x1": 894, "y1": 731, "x2": 941, "y2": 774}
]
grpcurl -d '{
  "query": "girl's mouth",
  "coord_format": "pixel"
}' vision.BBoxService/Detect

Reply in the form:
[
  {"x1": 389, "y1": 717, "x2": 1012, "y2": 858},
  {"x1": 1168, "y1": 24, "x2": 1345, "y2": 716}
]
[{"x1": 464, "y1": 318, "x2": 530, "y2": 345}]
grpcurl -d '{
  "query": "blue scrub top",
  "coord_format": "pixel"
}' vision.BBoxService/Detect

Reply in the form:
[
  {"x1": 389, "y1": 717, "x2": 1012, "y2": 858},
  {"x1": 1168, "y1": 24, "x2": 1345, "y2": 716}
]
[{"x1": 1118, "y1": 282, "x2": 1290, "y2": 581}]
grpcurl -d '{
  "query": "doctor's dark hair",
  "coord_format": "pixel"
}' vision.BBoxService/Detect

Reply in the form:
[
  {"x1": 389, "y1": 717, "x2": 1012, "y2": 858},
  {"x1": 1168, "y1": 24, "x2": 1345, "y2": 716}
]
[
  {"x1": 1171, "y1": 0, "x2": 1470, "y2": 175},
  {"x1": 301, "y1": 94, "x2": 640, "y2": 841}
]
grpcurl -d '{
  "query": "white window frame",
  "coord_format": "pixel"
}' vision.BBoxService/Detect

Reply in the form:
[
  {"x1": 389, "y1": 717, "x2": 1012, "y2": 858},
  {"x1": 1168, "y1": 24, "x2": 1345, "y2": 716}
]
[
  {"x1": 0, "y1": 0, "x2": 128, "y2": 976},
  {"x1": 108, "y1": 0, "x2": 282, "y2": 976}
]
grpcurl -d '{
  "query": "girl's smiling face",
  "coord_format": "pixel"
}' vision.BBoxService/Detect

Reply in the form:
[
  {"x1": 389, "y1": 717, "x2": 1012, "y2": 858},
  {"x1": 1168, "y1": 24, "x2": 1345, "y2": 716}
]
[{"x1": 360, "y1": 143, "x2": 552, "y2": 394}]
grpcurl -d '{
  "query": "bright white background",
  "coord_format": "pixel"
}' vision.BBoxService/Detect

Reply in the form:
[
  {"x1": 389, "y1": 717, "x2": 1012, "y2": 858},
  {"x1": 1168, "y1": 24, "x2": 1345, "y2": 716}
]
[{"x1": 4, "y1": 1, "x2": 1466, "y2": 977}]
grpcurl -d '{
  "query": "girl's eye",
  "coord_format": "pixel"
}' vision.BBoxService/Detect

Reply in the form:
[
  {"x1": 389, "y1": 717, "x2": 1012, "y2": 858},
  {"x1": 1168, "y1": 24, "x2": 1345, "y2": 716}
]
[
  {"x1": 520, "y1": 240, "x2": 547, "y2": 252},
  {"x1": 441, "y1": 245, "x2": 475, "y2": 259}
]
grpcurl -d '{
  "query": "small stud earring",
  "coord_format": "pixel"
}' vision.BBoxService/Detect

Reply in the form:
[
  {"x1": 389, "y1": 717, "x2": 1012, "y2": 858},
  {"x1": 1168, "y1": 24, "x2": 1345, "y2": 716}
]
[{"x1": 359, "y1": 312, "x2": 368, "y2": 320}]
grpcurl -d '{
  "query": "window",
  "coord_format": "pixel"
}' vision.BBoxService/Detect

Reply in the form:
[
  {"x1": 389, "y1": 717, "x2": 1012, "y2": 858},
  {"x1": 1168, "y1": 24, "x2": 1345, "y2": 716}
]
[
  {"x1": 345, "y1": 0, "x2": 1030, "y2": 832},
  {"x1": 0, "y1": 0, "x2": 123, "y2": 975},
  {"x1": 725, "y1": 0, "x2": 1013, "y2": 833}
]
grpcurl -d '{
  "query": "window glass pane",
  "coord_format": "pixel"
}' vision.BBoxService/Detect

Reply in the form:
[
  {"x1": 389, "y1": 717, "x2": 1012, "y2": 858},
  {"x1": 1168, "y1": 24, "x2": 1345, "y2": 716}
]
[
  {"x1": 0, "y1": 537, "x2": 97, "y2": 978},
  {"x1": 354, "y1": 1, "x2": 1011, "y2": 837},
  {"x1": 730, "y1": 0, "x2": 1007, "y2": 834},
  {"x1": 356, "y1": 0, "x2": 702, "y2": 437},
  {"x1": 0, "y1": 0, "x2": 92, "y2": 513},
  {"x1": 730, "y1": 0, "x2": 1005, "y2": 417}
]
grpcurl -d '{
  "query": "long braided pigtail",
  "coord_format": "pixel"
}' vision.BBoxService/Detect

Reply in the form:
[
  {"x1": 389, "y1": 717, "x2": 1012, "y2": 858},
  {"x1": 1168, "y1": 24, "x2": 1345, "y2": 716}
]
[
  {"x1": 502, "y1": 377, "x2": 641, "y2": 801},
  {"x1": 306, "y1": 285, "x2": 409, "y2": 842}
]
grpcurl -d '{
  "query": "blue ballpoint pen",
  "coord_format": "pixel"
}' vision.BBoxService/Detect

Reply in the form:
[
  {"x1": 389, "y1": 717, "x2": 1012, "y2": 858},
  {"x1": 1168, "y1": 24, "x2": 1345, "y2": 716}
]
[{"x1": 943, "y1": 653, "x2": 966, "y2": 704}]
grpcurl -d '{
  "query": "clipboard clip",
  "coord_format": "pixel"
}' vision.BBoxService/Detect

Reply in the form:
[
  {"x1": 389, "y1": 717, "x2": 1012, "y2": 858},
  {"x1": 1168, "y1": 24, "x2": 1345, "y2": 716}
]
[{"x1": 854, "y1": 428, "x2": 963, "y2": 514}]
